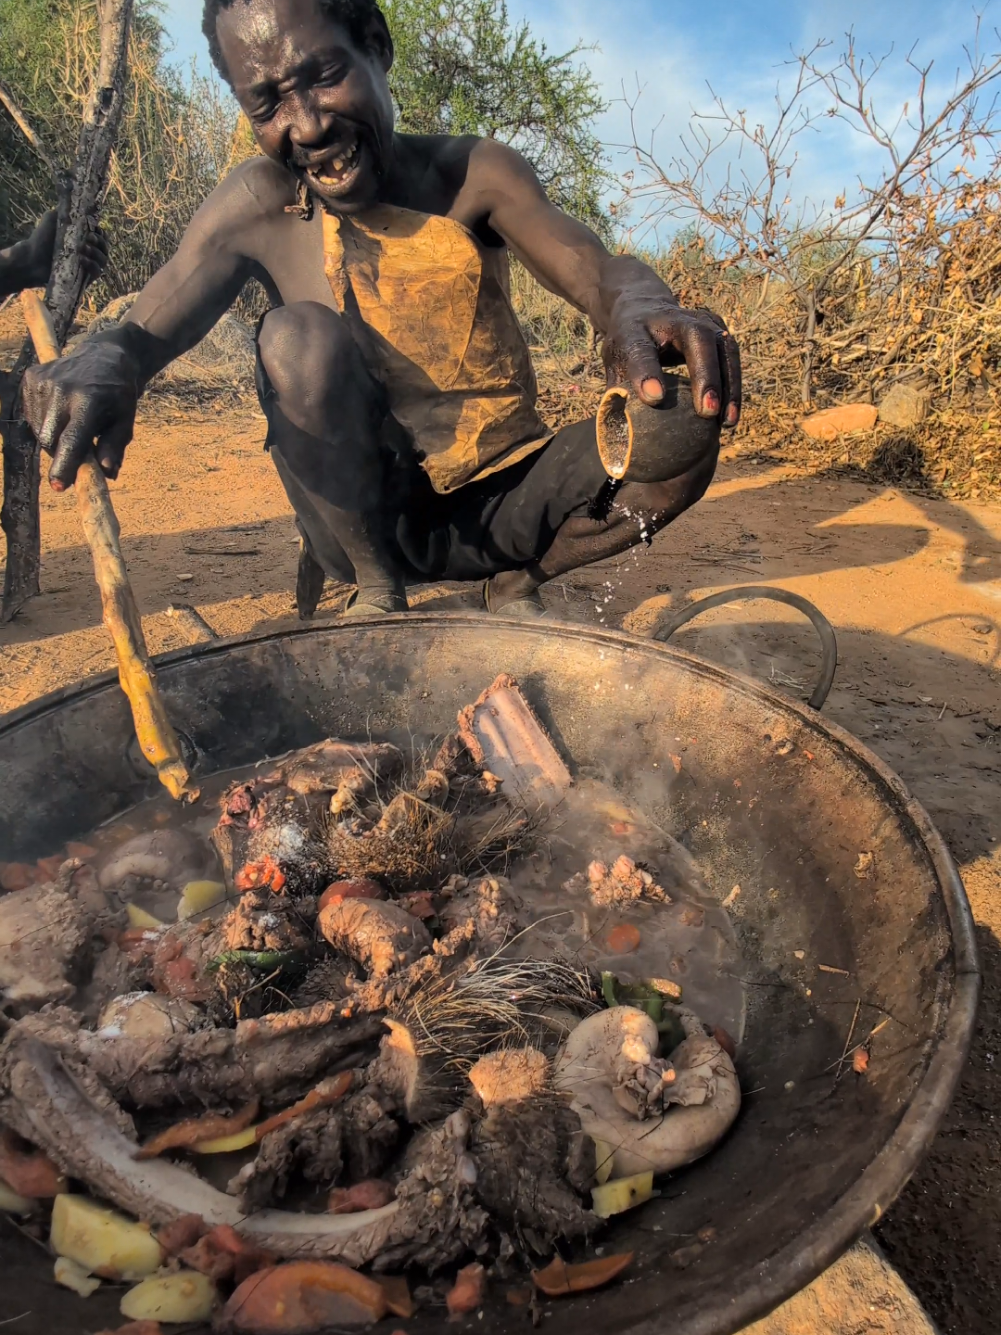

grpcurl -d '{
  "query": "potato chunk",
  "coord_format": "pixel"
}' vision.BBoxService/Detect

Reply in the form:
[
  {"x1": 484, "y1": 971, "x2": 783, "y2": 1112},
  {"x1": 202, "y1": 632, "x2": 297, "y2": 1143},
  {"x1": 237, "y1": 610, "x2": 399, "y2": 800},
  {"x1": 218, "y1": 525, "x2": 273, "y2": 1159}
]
[
  {"x1": 126, "y1": 903, "x2": 165, "y2": 930},
  {"x1": 177, "y1": 880, "x2": 227, "y2": 920},
  {"x1": 591, "y1": 1171, "x2": 654, "y2": 1218},
  {"x1": 0, "y1": 1178, "x2": 34, "y2": 1214},
  {"x1": 54, "y1": 1255, "x2": 101, "y2": 1298},
  {"x1": 120, "y1": 1270, "x2": 218, "y2": 1323},
  {"x1": 51, "y1": 1193, "x2": 163, "y2": 1281}
]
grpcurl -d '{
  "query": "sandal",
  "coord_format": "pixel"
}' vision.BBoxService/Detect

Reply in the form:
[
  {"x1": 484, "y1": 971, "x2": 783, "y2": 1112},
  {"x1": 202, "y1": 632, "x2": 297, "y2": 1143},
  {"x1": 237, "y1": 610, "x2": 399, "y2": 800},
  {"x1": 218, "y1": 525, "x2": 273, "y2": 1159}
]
[
  {"x1": 483, "y1": 579, "x2": 548, "y2": 619},
  {"x1": 340, "y1": 590, "x2": 409, "y2": 618}
]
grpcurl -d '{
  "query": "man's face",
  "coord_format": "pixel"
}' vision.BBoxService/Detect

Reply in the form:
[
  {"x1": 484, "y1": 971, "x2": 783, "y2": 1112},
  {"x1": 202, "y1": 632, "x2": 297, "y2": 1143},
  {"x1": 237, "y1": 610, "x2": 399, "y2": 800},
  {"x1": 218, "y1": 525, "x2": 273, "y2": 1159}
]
[{"x1": 217, "y1": 0, "x2": 395, "y2": 213}]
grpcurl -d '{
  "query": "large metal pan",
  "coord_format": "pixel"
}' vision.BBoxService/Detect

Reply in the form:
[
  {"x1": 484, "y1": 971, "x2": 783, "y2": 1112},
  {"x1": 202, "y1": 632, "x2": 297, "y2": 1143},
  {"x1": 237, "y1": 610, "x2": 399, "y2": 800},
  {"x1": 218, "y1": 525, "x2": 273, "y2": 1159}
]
[{"x1": 0, "y1": 612, "x2": 978, "y2": 1335}]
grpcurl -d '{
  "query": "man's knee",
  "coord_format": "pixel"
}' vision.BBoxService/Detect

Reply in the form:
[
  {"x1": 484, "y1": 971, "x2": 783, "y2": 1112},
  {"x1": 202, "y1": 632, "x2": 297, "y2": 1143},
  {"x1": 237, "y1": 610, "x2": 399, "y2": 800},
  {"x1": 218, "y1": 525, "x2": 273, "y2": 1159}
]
[
  {"x1": 617, "y1": 443, "x2": 719, "y2": 535},
  {"x1": 258, "y1": 301, "x2": 356, "y2": 402}
]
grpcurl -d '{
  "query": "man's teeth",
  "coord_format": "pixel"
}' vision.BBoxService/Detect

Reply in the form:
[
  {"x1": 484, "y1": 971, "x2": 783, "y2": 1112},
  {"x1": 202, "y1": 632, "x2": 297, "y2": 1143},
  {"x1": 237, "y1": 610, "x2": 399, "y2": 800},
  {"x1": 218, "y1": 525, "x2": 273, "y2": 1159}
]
[{"x1": 315, "y1": 141, "x2": 361, "y2": 185}]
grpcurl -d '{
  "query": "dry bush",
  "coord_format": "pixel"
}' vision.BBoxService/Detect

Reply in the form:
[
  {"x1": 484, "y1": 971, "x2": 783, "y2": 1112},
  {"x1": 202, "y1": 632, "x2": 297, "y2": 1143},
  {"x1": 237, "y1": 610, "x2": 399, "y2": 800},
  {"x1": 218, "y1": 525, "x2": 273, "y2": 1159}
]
[
  {"x1": 620, "y1": 26, "x2": 1001, "y2": 423},
  {"x1": 510, "y1": 27, "x2": 1001, "y2": 498}
]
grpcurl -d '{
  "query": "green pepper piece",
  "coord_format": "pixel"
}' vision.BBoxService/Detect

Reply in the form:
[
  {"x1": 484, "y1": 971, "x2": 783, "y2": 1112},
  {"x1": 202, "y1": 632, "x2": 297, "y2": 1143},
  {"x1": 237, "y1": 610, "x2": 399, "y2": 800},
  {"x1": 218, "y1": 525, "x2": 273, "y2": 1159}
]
[
  {"x1": 618, "y1": 983, "x2": 663, "y2": 1025},
  {"x1": 656, "y1": 1011, "x2": 687, "y2": 1053},
  {"x1": 209, "y1": 949, "x2": 306, "y2": 973}
]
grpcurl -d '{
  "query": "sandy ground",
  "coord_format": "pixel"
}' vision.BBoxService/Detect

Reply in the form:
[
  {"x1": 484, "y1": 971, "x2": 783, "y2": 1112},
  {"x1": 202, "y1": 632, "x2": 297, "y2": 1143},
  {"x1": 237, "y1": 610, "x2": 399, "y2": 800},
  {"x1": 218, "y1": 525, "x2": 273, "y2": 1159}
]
[{"x1": 1, "y1": 402, "x2": 999, "y2": 1333}]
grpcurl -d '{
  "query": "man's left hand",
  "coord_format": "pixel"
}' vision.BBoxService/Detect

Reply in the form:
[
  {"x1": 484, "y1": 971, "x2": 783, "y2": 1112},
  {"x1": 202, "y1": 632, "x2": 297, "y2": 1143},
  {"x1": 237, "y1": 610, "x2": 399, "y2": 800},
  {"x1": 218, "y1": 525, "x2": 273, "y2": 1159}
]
[
  {"x1": 603, "y1": 299, "x2": 742, "y2": 427},
  {"x1": 78, "y1": 218, "x2": 109, "y2": 283}
]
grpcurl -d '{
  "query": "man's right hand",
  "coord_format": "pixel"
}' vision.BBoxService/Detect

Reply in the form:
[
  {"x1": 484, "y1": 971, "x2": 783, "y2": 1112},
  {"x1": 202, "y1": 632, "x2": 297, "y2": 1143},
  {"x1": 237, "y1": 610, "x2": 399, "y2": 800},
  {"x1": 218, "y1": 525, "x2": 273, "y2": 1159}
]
[{"x1": 22, "y1": 339, "x2": 139, "y2": 492}]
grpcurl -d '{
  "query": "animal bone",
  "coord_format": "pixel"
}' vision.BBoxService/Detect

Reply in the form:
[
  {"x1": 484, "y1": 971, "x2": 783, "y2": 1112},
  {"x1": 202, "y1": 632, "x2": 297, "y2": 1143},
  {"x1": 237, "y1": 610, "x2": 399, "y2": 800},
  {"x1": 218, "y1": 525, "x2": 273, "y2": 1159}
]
[
  {"x1": 0, "y1": 1042, "x2": 484, "y2": 1269},
  {"x1": 0, "y1": 1002, "x2": 382, "y2": 1109}
]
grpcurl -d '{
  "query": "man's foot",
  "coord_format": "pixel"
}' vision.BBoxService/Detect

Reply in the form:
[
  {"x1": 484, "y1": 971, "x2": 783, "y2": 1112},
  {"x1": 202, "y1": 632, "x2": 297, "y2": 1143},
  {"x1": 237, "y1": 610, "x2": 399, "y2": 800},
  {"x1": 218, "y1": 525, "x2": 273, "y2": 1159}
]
[
  {"x1": 483, "y1": 577, "x2": 547, "y2": 619},
  {"x1": 340, "y1": 588, "x2": 409, "y2": 618}
]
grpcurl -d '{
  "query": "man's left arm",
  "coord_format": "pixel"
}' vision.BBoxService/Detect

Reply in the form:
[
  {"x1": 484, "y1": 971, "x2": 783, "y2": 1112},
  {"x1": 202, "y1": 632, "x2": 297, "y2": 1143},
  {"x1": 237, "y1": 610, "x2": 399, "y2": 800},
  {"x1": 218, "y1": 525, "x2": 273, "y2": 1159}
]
[
  {"x1": 467, "y1": 140, "x2": 740, "y2": 426},
  {"x1": 0, "y1": 211, "x2": 107, "y2": 299}
]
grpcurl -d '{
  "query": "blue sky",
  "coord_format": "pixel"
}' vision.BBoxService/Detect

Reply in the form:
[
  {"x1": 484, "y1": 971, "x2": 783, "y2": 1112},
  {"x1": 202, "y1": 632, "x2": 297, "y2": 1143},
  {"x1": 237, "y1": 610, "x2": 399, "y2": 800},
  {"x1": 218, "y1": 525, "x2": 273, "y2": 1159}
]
[{"x1": 160, "y1": 0, "x2": 1001, "y2": 222}]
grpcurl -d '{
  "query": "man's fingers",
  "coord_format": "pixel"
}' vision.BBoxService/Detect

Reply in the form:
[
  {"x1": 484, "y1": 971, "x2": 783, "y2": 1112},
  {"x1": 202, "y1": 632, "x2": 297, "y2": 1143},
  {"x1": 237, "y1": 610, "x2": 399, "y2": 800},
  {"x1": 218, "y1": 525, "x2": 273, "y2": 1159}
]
[
  {"x1": 34, "y1": 210, "x2": 58, "y2": 248},
  {"x1": 619, "y1": 327, "x2": 666, "y2": 404},
  {"x1": 664, "y1": 321, "x2": 723, "y2": 419},
  {"x1": 96, "y1": 418, "x2": 132, "y2": 479},
  {"x1": 82, "y1": 228, "x2": 109, "y2": 276},
  {"x1": 692, "y1": 307, "x2": 740, "y2": 427},
  {"x1": 30, "y1": 386, "x2": 70, "y2": 455},
  {"x1": 46, "y1": 401, "x2": 108, "y2": 491},
  {"x1": 80, "y1": 248, "x2": 107, "y2": 280},
  {"x1": 722, "y1": 329, "x2": 742, "y2": 427}
]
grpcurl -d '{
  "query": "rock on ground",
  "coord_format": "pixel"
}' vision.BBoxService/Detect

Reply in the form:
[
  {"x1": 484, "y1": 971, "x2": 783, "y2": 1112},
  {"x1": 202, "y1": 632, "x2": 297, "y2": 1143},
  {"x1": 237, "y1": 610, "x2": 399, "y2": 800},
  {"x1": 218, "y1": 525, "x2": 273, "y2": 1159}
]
[
  {"x1": 747, "y1": 1237, "x2": 937, "y2": 1334},
  {"x1": 800, "y1": 403, "x2": 879, "y2": 441},
  {"x1": 878, "y1": 383, "x2": 931, "y2": 429}
]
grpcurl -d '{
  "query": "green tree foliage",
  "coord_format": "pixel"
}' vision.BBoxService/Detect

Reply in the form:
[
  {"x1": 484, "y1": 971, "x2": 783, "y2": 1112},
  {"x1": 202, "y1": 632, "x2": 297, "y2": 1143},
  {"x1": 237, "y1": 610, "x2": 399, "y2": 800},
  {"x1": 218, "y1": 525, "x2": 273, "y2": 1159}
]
[{"x1": 382, "y1": 0, "x2": 611, "y2": 234}]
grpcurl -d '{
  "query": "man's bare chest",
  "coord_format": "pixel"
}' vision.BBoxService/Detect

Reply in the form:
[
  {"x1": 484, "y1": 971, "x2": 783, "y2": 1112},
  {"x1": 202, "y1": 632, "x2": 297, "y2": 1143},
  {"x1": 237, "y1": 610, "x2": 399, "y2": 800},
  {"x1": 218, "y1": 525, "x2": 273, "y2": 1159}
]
[{"x1": 246, "y1": 159, "x2": 495, "y2": 309}]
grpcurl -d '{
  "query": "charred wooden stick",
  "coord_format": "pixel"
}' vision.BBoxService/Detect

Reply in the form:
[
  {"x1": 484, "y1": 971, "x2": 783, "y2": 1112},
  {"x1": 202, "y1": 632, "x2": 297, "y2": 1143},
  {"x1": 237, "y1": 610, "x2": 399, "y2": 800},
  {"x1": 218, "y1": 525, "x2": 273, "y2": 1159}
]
[
  {"x1": 1, "y1": 0, "x2": 133, "y2": 623},
  {"x1": 19, "y1": 289, "x2": 196, "y2": 801}
]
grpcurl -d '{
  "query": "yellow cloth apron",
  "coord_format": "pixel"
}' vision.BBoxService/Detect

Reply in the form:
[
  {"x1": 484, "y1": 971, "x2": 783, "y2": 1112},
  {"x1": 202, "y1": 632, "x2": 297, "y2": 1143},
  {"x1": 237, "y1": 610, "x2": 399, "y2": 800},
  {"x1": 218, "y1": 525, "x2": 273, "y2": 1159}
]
[{"x1": 322, "y1": 204, "x2": 552, "y2": 495}]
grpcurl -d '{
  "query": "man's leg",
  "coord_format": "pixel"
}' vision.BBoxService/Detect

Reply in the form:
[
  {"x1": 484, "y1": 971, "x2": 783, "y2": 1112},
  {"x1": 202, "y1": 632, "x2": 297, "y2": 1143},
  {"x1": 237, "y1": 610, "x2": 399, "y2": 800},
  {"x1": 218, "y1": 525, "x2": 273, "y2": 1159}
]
[
  {"x1": 256, "y1": 301, "x2": 408, "y2": 613},
  {"x1": 482, "y1": 383, "x2": 721, "y2": 610},
  {"x1": 486, "y1": 462, "x2": 719, "y2": 610}
]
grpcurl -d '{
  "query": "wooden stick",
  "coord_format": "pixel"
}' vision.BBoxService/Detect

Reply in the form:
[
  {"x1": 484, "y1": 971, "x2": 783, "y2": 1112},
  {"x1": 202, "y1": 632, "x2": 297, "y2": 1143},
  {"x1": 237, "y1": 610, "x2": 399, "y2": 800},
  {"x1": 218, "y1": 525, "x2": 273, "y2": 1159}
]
[
  {"x1": 2, "y1": 0, "x2": 134, "y2": 624},
  {"x1": 18, "y1": 292, "x2": 59, "y2": 363},
  {"x1": 19, "y1": 289, "x2": 197, "y2": 802}
]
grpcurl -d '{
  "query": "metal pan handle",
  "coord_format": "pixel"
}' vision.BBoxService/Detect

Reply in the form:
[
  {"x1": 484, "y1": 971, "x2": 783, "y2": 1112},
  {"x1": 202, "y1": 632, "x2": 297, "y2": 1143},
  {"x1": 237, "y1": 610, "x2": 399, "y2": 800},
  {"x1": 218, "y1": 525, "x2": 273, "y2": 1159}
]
[{"x1": 648, "y1": 585, "x2": 838, "y2": 710}]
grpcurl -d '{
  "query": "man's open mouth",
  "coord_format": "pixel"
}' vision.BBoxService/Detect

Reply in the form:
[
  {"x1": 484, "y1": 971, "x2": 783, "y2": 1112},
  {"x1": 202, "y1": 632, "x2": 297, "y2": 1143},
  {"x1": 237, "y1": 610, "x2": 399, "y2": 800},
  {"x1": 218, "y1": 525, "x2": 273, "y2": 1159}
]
[{"x1": 303, "y1": 133, "x2": 365, "y2": 196}]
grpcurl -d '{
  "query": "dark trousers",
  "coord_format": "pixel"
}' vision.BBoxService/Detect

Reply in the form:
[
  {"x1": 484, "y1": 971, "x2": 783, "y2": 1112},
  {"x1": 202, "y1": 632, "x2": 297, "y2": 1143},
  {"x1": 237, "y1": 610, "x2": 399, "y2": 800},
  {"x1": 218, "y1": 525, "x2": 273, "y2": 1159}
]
[{"x1": 255, "y1": 302, "x2": 721, "y2": 606}]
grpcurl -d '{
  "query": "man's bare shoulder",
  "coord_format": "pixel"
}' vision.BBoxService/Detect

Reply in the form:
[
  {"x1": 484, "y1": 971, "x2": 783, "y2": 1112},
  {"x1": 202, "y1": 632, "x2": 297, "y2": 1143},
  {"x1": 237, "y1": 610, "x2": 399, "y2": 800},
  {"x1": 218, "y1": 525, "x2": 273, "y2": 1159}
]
[
  {"x1": 424, "y1": 134, "x2": 540, "y2": 191},
  {"x1": 468, "y1": 138, "x2": 547, "y2": 197},
  {"x1": 213, "y1": 156, "x2": 298, "y2": 220},
  {"x1": 180, "y1": 156, "x2": 306, "y2": 273},
  {"x1": 407, "y1": 134, "x2": 546, "y2": 233}
]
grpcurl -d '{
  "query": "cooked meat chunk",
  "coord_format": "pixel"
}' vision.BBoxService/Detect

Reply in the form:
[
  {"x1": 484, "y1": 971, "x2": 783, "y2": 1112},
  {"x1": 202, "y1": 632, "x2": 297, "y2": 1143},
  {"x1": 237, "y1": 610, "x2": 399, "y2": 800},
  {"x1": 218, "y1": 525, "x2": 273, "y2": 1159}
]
[
  {"x1": 222, "y1": 891, "x2": 312, "y2": 954},
  {"x1": 318, "y1": 899, "x2": 431, "y2": 977},
  {"x1": 233, "y1": 1106, "x2": 344, "y2": 1212},
  {"x1": 0, "y1": 860, "x2": 115, "y2": 1013},
  {"x1": 470, "y1": 1098, "x2": 595, "y2": 1252}
]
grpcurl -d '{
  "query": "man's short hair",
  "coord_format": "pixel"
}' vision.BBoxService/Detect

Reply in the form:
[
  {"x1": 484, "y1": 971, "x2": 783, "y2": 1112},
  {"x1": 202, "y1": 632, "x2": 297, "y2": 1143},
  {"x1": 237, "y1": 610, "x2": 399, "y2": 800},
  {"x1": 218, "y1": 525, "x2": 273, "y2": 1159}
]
[{"x1": 202, "y1": 0, "x2": 385, "y2": 85}]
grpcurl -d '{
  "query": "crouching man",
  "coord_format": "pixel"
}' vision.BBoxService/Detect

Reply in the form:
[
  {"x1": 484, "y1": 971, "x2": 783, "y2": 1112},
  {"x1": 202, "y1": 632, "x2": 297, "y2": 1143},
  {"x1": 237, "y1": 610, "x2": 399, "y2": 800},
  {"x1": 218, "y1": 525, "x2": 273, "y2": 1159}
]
[{"x1": 22, "y1": 0, "x2": 740, "y2": 618}]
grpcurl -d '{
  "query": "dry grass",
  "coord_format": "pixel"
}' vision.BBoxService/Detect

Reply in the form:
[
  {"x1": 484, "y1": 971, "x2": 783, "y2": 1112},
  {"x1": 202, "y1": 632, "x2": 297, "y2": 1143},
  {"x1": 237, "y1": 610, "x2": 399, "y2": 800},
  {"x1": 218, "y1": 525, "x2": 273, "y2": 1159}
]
[{"x1": 511, "y1": 253, "x2": 1001, "y2": 502}]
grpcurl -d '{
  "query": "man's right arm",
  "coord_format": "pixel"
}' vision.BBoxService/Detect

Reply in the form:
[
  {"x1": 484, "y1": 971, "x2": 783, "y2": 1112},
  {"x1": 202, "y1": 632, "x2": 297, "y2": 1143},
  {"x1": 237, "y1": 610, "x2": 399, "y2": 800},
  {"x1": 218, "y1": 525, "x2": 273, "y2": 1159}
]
[{"x1": 22, "y1": 163, "x2": 272, "y2": 492}]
